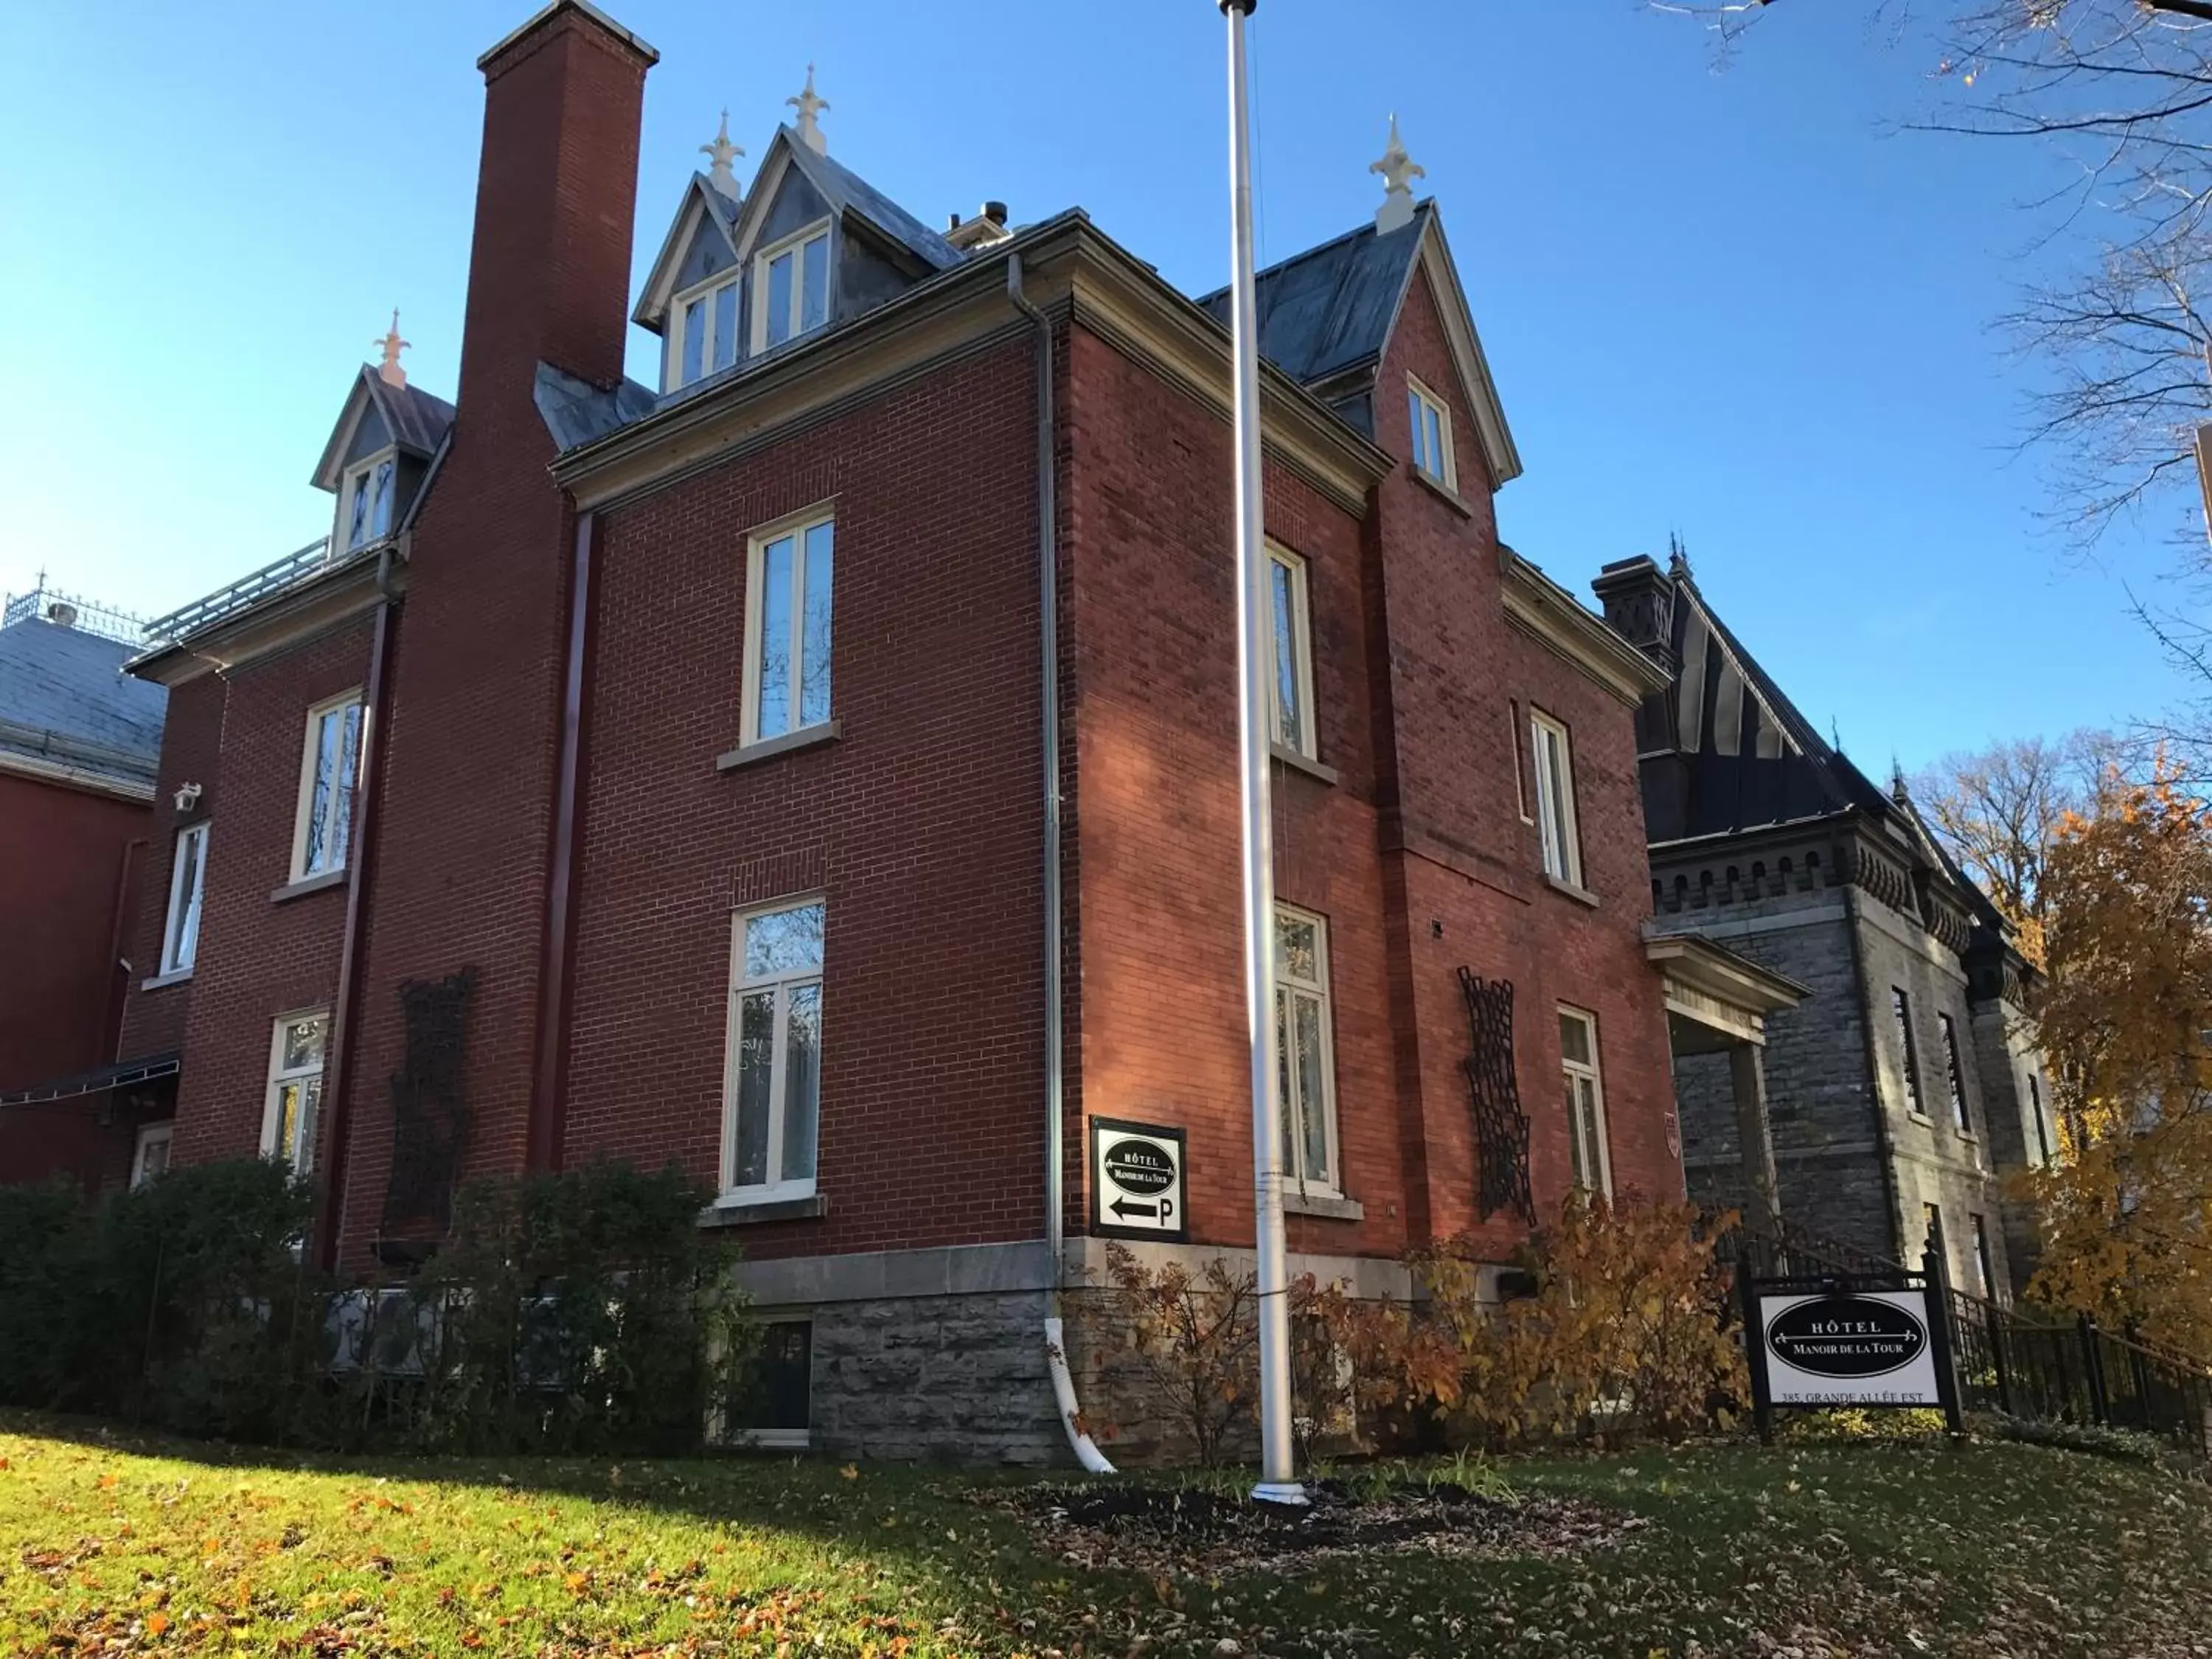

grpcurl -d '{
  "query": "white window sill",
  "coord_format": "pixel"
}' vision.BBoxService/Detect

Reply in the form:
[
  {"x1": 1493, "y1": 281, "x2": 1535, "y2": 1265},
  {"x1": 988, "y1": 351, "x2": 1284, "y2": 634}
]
[
  {"x1": 1270, "y1": 742, "x2": 1339, "y2": 787},
  {"x1": 1411, "y1": 466, "x2": 1475, "y2": 518},
  {"x1": 1543, "y1": 873, "x2": 1600, "y2": 908},
  {"x1": 1905, "y1": 1110, "x2": 1935, "y2": 1128},
  {"x1": 272, "y1": 869, "x2": 348, "y2": 903},
  {"x1": 700, "y1": 1187, "x2": 827, "y2": 1227},
  {"x1": 717, "y1": 720, "x2": 841, "y2": 772},
  {"x1": 1283, "y1": 1189, "x2": 1365, "y2": 1222},
  {"x1": 141, "y1": 968, "x2": 194, "y2": 991},
  {"x1": 729, "y1": 1427, "x2": 811, "y2": 1452}
]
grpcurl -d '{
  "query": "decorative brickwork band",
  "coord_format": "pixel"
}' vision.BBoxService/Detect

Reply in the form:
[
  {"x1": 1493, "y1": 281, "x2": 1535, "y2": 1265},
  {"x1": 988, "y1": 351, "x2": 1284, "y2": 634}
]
[
  {"x1": 380, "y1": 968, "x2": 479, "y2": 1243},
  {"x1": 1458, "y1": 967, "x2": 1534, "y2": 1225}
]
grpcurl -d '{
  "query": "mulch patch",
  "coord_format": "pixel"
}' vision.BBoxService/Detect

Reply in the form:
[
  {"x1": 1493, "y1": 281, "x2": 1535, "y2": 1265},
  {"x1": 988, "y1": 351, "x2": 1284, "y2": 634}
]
[{"x1": 979, "y1": 1478, "x2": 1644, "y2": 1576}]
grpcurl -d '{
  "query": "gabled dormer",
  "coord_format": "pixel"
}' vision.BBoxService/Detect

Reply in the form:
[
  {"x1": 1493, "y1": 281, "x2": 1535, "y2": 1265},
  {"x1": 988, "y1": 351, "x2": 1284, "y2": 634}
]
[
  {"x1": 632, "y1": 76, "x2": 962, "y2": 397},
  {"x1": 310, "y1": 316, "x2": 457, "y2": 555}
]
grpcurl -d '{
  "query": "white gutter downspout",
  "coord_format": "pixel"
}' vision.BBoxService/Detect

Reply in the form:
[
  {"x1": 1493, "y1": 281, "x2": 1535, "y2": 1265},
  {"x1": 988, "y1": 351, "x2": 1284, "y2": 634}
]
[{"x1": 1009, "y1": 252, "x2": 1115, "y2": 1475}]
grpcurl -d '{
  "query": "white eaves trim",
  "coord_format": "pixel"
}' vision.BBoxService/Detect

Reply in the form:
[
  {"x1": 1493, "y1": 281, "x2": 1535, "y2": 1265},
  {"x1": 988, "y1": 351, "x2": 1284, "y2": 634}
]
[
  {"x1": 0, "y1": 745, "x2": 154, "y2": 804},
  {"x1": 633, "y1": 174, "x2": 743, "y2": 334},
  {"x1": 1397, "y1": 210, "x2": 1523, "y2": 490}
]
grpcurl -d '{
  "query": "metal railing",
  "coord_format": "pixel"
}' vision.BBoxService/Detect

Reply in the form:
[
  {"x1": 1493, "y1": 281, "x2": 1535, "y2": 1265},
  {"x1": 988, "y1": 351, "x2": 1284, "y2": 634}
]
[
  {"x1": 140, "y1": 538, "x2": 340, "y2": 644},
  {"x1": 1717, "y1": 1214, "x2": 2212, "y2": 1463},
  {"x1": 1, "y1": 580, "x2": 149, "y2": 646}
]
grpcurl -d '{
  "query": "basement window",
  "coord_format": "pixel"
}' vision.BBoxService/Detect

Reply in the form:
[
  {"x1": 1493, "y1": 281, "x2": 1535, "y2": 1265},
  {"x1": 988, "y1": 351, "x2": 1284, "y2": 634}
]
[
  {"x1": 731, "y1": 1320, "x2": 813, "y2": 1449},
  {"x1": 752, "y1": 221, "x2": 831, "y2": 352},
  {"x1": 131, "y1": 1121, "x2": 174, "y2": 1189}
]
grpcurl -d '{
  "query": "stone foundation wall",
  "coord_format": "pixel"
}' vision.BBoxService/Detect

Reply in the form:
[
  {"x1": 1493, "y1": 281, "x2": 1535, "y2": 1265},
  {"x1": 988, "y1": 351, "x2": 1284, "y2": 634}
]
[{"x1": 725, "y1": 1237, "x2": 1431, "y2": 1467}]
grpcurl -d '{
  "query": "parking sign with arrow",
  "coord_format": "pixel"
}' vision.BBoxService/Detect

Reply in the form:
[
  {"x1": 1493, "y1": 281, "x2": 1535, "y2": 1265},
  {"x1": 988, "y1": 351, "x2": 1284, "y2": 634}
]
[{"x1": 1090, "y1": 1117, "x2": 1188, "y2": 1242}]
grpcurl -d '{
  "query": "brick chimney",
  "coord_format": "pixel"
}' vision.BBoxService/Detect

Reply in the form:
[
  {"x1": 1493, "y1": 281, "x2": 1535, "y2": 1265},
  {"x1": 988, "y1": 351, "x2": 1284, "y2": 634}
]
[
  {"x1": 458, "y1": 1, "x2": 657, "y2": 411},
  {"x1": 1590, "y1": 554, "x2": 1679, "y2": 672}
]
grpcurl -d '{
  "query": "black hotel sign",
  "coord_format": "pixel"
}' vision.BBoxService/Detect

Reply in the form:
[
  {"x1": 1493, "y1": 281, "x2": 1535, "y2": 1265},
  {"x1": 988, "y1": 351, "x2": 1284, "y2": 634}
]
[{"x1": 1742, "y1": 1260, "x2": 1964, "y2": 1436}]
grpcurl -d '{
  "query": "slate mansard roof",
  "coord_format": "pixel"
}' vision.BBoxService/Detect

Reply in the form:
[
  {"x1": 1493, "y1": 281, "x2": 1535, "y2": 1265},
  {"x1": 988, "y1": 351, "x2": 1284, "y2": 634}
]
[
  {"x1": 1196, "y1": 209, "x2": 1428, "y2": 392},
  {"x1": 0, "y1": 612, "x2": 166, "y2": 791}
]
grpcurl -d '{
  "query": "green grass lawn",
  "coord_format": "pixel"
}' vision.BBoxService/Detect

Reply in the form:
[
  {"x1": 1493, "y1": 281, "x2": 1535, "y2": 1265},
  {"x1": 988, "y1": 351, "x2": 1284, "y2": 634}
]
[{"x1": 1, "y1": 1414, "x2": 2208, "y2": 1658}]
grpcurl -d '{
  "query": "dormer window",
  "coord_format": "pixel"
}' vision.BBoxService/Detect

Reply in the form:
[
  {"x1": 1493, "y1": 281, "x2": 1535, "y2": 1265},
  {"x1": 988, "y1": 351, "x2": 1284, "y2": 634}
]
[
  {"x1": 339, "y1": 453, "x2": 395, "y2": 552},
  {"x1": 753, "y1": 221, "x2": 831, "y2": 352},
  {"x1": 672, "y1": 273, "x2": 740, "y2": 389}
]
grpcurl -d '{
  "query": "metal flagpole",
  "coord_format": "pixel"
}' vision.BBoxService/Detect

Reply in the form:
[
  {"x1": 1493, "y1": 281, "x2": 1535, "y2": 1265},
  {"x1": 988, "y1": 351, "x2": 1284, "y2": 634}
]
[{"x1": 1219, "y1": 0, "x2": 1304, "y2": 1509}]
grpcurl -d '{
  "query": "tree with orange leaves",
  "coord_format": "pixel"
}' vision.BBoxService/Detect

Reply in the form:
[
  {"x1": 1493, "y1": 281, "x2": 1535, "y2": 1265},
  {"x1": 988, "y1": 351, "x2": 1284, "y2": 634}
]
[{"x1": 2026, "y1": 765, "x2": 2212, "y2": 1357}]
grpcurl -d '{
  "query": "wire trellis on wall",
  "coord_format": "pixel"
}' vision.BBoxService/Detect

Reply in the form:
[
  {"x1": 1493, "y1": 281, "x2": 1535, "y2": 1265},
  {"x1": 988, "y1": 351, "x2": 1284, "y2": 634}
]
[{"x1": 1458, "y1": 967, "x2": 1534, "y2": 1225}]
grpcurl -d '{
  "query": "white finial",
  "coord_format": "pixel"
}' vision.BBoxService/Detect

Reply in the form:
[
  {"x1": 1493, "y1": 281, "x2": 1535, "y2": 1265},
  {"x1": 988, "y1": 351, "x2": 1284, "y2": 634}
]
[
  {"x1": 1369, "y1": 112, "x2": 1425, "y2": 234},
  {"x1": 700, "y1": 108, "x2": 745, "y2": 197},
  {"x1": 375, "y1": 309, "x2": 410, "y2": 389},
  {"x1": 787, "y1": 63, "x2": 829, "y2": 155}
]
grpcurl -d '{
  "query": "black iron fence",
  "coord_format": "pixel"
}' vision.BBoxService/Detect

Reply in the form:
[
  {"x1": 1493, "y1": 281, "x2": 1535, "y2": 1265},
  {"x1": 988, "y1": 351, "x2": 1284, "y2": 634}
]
[{"x1": 1714, "y1": 1217, "x2": 2212, "y2": 1464}]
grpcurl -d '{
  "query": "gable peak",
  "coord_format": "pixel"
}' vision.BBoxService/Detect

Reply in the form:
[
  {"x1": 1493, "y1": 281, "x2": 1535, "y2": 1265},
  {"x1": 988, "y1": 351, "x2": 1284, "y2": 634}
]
[{"x1": 1369, "y1": 112, "x2": 1425, "y2": 233}]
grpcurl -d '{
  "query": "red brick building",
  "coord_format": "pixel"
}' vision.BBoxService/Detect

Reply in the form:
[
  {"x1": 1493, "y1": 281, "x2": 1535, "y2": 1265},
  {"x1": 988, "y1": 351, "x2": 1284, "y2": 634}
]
[
  {"x1": 91, "y1": 0, "x2": 1699, "y2": 1458},
  {"x1": 0, "y1": 588, "x2": 167, "y2": 1193}
]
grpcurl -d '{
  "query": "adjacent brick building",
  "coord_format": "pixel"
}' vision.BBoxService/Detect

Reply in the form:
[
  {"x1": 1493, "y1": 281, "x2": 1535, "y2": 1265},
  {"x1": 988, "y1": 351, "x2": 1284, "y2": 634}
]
[
  {"x1": 86, "y1": 0, "x2": 1703, "y2": 1458},
  {"x1": 0, "y1": 588, "x2": 167, "y2": 1192},
  {"x1": 1595, "y1": 552, "x2": 2051, "y2": 1300}
]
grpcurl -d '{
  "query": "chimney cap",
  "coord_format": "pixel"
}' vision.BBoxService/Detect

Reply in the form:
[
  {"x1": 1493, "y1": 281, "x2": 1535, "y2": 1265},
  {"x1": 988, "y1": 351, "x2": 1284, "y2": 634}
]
[
  {"x1": 478, "y1": 0, "x2": 658, "y2": 73},
  {"x1": 982, "y1": 200, "x2": 1008, "y2": 225}
]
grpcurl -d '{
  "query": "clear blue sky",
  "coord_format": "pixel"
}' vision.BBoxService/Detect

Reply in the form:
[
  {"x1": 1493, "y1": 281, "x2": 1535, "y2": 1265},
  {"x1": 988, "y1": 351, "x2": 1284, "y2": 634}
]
[{"x1": 0, "y1": 1, "x2": 2180, "y2": 769}]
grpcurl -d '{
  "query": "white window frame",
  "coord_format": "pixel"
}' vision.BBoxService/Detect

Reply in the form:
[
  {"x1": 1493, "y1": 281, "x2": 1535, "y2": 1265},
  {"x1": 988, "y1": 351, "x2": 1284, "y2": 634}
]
[
  {"x1": 159, "y1": 821, "x2": 209, "y2": 975},
  {"x1": 290, "y1": 689, "x2": 366, "y2": 883},
  {"x1": 740, "y1": 507, "x2": 835, "y2": 748},
  {"x1": 749, "y1": 219, "x2": 832, "y2": 353},
  {"x1": 1530, "y1": 709, "x2": 1583, "y2": 888},
  {"x1": 1266, "y1": 542, "x2": 1317, "y2": 760},
  {"x1": 337, "y1": 449, "x2": 397, "y2": 553},
  {"x1": 130, "y1": 1121, "x2": 175, "y2": 1189},
  {"x1": 260, "y1": 1009, "x2": 329, "y2": 1174},
  {"x1": 1406, "y1": 375, "x2": 1458, "y2": 491},
  {"x1": 666, "y1": 269, "x2": 742, "y2": 390},
  {"x1": 1558, "y1": 1004, "x2": 1615, "y2": 1199},
  {"x1": 1274, "y1": 902, "x2": 1342, "y2": 1197},
  {"x1": 720, "y1": 897, "x2": 826, "y2": 1203}
]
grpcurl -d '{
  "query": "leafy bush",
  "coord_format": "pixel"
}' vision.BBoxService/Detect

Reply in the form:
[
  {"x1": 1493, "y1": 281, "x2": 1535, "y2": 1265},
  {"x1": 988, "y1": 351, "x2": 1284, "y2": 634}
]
[
  {"x1": 1431, "y1": 1194, "x2": 1747, "y2": 1447},
  {"x1": 1098, "y1": 1242, "x2": 1260, "y2": 1467},
  {"x1": 386, "y1": 1162, "x2": 751, "y2": 1455},
  {"x1": 0, "y1": 1158, "x2": 751, "y2": 1455},
  {"x1": 1308, "y1": 1195, "x2": 1747, "y2": 1454}
]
